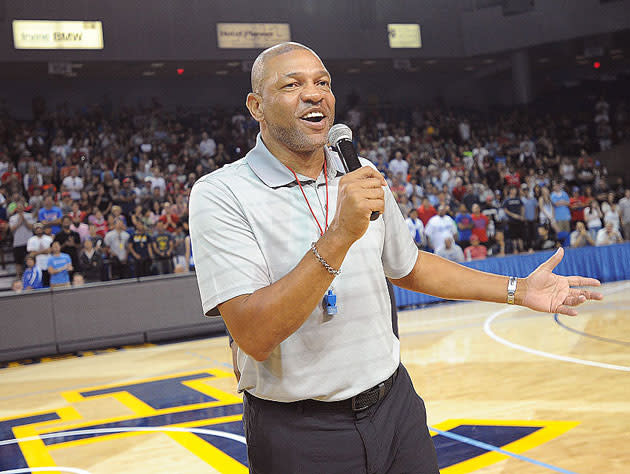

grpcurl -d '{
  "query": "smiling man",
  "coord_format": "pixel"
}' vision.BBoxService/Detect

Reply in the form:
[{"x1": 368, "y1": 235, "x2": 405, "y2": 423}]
[{"x1": 189, "y1": 42, "x2": 602, "y2": 474}]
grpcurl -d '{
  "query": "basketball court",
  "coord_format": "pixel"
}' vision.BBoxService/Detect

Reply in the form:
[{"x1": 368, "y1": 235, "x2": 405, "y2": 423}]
[{"x1": 1, "y1": 280, "x2": 628, "y2": 473}]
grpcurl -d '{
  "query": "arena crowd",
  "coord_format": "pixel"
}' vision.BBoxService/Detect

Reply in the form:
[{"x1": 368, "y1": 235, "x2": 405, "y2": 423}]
[{"x1": 1, "y1": 94, "x2": 629, "y2": 292}]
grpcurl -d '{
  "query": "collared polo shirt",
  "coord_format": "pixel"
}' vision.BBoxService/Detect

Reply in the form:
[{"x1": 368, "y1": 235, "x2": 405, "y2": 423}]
[{"x1": 189, "y1": 134, "x2": 418, "y2": 402}]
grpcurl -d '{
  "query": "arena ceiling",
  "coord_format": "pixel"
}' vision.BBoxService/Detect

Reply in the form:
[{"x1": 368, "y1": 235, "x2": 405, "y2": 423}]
[{"x1": 1, "y1": 31, "x2": 628, "y2": 81}]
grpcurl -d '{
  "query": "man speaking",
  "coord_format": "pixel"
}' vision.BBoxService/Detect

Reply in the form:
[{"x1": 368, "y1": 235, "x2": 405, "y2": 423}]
[{"x1": 189, "y1": 42, "x2": 602, "y2": 473}]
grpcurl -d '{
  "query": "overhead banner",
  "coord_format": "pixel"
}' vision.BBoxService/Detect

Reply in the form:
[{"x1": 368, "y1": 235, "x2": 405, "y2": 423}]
[
  {"x1": 217, "y1": 23, "x2": 291, "y2": 49},
  {"x1": 387, "y1": 24, "x2": 422, "y2": 49},
  {"x1": 13, "y1": 20, "x2": 104, "y2": 50}
]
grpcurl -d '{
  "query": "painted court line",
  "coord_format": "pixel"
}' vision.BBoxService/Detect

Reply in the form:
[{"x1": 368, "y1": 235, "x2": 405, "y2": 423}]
[
  {"x1": 484, "y1": 282, "x2": 630, "y2": 372},
  {"x1": 553, "y1": 314, "x2": 630, "y2": 347},
  {"x1": 0, "y1": 468, "x2": 92, "y2": 474},
  {"x1": 429, "y1": 427, "x2": 579, "y2": 474}
]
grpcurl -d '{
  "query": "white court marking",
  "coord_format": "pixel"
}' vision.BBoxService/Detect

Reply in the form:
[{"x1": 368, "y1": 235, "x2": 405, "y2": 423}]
[
  {"x1": 0, "y1": 468, "x2": 92, "y2": 474},
  {"x1": 483, "y1": 282, "x2": 630, "y2": 372}
]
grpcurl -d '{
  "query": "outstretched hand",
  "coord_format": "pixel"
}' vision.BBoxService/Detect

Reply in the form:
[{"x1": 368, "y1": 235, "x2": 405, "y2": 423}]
[{"x1": 521, "y1": 247, "x2": 603, "y2": 316}]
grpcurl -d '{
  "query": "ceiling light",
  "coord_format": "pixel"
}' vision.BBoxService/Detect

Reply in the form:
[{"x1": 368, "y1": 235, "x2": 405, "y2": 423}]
[
  {"x1": 347, "y1": 68, "x2": 360, "y2": 73},
  {"x1": 464, "y1": 66, "x2": 475, "y2": 71},
  {"x1": 425, "y1": 59, "x2": 437, "y2": 65},
  {"x1": 538, "y1": 57, "x2": 550, "y2": 63},
  {"x1": 151, "y1": 62, "x2": 164, "y2": 68},
  {"x1": 142, "y1": 71, "x2": 156, "y2": 76},
  {"x1": 216, "y1": 70, "x2": 228, "y2": 75},
  {"x1": 482, "y1": 58, "x2": 495, "y2": 64},
  {"x1": 227, "y1": 62, "x2": 240, "y2": 67},
  {"x1": 362, "y1": 60, "x2": 376, "y2": 65}
]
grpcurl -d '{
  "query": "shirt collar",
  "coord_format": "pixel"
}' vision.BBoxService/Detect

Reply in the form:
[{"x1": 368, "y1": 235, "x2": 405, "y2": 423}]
[{"x1": 247, "y1": 133, "x2": 346, "y2": 188}]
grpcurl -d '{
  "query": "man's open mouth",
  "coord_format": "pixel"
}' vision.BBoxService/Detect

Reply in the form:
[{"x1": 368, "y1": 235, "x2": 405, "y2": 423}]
[{"x1": 300, "y1": 112, "x2": 325, "y2": 123}]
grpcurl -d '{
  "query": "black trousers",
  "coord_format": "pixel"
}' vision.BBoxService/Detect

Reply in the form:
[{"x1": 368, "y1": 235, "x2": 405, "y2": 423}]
[{"x1": 243, "y1": 364, "x2": 439, "y2": 474}]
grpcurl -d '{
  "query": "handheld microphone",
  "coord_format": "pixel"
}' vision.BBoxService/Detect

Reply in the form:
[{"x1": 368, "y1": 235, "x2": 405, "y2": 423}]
[{"x1": 327, "y1": 124, "x2": 380, "y2": 221}]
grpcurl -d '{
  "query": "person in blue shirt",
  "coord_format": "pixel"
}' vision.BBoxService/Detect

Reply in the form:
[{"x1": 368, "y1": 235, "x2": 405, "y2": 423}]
[
  {"x1": 454, "y1": 203, "x2": 473, "y2": 248},
  {"x1": 551, "y1": 182, "x2": 571, "y2": 235},
  {"x1": 22, "y1": 255, "x2": 43, "y2": 290},
  {"x1": 47, "y1": 241, "x2": 73, "y2": 288},
  {"x1": 37, "y1": 195, "x2": 63, "y2": 235}
]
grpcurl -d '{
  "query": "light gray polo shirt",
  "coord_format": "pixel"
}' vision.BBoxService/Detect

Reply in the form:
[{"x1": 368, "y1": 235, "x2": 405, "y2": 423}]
[{"x1": 189, "y1": 134, "x2": 418, "y2": 402}]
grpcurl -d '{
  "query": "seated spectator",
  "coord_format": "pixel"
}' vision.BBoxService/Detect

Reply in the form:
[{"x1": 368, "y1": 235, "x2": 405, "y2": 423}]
[
  {"x1": 620, "y1": 189, "x2": 630, "y2": 241},
  {"x1": 22, "y1": 255, "x2": 43, "y2": 290},
  {"x1": 11, "y1": 279, "x2": 23, "y2": 293},
  {"x1": 596, "y1": 222, "x2": 623, "y2": 246},
  {"x1": 70, "y1": 211, "x2": 90, "y2": 242},
  {"x1": 488, "y1": 230, "x2": 506, "y2": 257},
  {"x1": 436, "y1": 237, "x2": 464, "y2": 263},
  {"x1": 464, "y1": 235, "x2": 488, "y2": 261},
  {"x1": 78, "y1": 238, "x2": 104, "y2": 283},
  {"x1": 159, "y1": 202, "x2": 180, "y2": 232},
  {"x1": 416, "y1": 197, "x2": 436, "y2": 226},
  {"x1": 570, "y1": 221, "x2": 595, "y2": 248},
  {"x1": 47, "y1": 240, "x2": 73, "y2": 288},
  {"x1": 104, "y1": 218, "x2": 131, "y2": 279}
]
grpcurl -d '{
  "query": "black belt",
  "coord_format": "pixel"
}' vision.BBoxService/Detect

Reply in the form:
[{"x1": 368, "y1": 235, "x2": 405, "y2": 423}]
[
  {"x1": 350, "y1": 368, "x2": 398, "y2": 411},
  {"x1": 245, "y1": 369, "x2": 399, "y2": 414}
]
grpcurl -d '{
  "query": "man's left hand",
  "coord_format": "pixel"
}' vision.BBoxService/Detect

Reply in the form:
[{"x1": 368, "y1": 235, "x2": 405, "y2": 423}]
[{"x1": 520, "y1": 247, "x2": 603, "y2": 316}]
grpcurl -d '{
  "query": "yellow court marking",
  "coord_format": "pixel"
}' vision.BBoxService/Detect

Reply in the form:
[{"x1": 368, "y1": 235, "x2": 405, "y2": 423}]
[{"x1": 431, "y1": 419, "x2": 579, "y2": 473}]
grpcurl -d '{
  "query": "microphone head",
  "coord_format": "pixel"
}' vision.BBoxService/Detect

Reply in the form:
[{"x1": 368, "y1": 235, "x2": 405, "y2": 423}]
[{"x1": 327, "y1": 123, "x2": 353, "y2": 148}]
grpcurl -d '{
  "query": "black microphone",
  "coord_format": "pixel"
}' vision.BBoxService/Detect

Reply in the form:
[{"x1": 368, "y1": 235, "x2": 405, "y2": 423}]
[{"x1": 327, "y1": 123, "x2": 380, "y2": 221}]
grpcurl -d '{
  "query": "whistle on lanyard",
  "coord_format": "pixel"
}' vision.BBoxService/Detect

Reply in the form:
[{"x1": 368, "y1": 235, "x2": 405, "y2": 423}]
[{"x1": 323, "y1": 289, "x2": 338, "y2": 315}]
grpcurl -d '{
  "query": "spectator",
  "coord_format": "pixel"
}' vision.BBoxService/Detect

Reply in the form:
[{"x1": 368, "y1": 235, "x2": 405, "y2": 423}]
[
  {"x1": 88, "y1": 207, "x2": 108, "y2": 237},
  {"x1": 584, "y1": 200, "x2": 603, "y2": 238},
  {"x1": 520, "y1": 184, "x2": 538, "y2": 250},
  {"x1": 551, "y1": 182, "x2": 571, "y2": 234},
  {"x1": 464, "y1": 234, "x2": 487, "y2": 261},
  {"x1": 11, "y1": 279, "x2": 23, "y2": 293},
  {"x1": 470, "y1": 203, "x2": 489, "y2": 244},
  {"x1": 72, "y1": 273, "x2": 85, "y2": 286},
  {"x1": 436, "y1": 237, "x2": 465, "y2": 263},
  {"x1": 416, "y1": 197, "x2": 437, "y2": 226},
  {"x1": 152, "y1": 219, "x2": 174, "y2": 274},
  {"x1": 128, "y1": 220, "x2": 153, "y2": 277},
  {"x1": 601, "y1": 192, "x2": 621, "y2": 231},
  {"x1": 8, "y1": 201, "x2": 34, "y2": 277},
  {"x1": 47, "y1": 240, "x2": 72, "y2": 288},
  {"x1": 26, "y1": 222, "x2": 53, "y2": 286},
  {"x1": 454, "y1": 203, "x2": 473, "y2": 248},
  {"x1": 487, "y1": 230, "x2": 506, "y2": 257},
  {"x1": 199, "y1": 131, "x2": 217, "y2": 157},
  {"x1": 388, "y1": 151, "x2": 408, "y2": 180},
  {"x1": 424, "y1": 205, "x2": 457, "y2": 251},
  {"x1": 54, "y1": 215, "x2": 81, "y2": 272},
  {"x1": 596, "y1": 222, "x2": 623, "y2": 246},
  {"x1": 78, "y1": 238, "x2": 104, "y2": 283},
  {"x1": 37, "y1": 195, "x2": 63, "y2": 235},
  {"x1": 619, "y1": 189, "x2": 630, "y2": 240},
  {"x1": 172, "y1": 223, "x2": 189, "y2": 272},
  {"x1": 104, "y1": 218, "x2": 131, "y2": 279},
  {"x1": 538, "y1": 186, "x2": 556, "y2": 231},
  {"x1": 61, "y1": 167, "x2": 83, "y2": 201},
  {"x1": 570, "y1": 221, "x2": 595, "y2": 248},
  {"x1": 22, "y1": 254, "x2": 43, "y2": 290},
  {"x1": 405, "y1": 208, "x2": 425, "y2": 248},
  {"x1": 569, "y1": 187, "x2": 588, "y2": 228},
  {"x1": 158, "y1": 202, "x2": 180, "y2": 232},
  {"x1": 502, "y1": 186, "x2": 524, "y2": 253}
]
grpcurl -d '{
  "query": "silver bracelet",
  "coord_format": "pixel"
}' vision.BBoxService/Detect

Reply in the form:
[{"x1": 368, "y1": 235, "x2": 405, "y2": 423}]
[
  {"x1": 507, "y1": 276, "x2": 517, "y2": 305},
  {"x1": 310, "y1": 242, "x2": 341, "y2": 276}
]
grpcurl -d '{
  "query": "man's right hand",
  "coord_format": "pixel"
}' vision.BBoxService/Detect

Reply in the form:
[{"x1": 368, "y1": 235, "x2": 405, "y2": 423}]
[{"x1": 329, "y1": 167, "x2": 386, "y2": 244}]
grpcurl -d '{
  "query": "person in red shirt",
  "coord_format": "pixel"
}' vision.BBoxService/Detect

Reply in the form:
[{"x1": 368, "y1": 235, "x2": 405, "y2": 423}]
[
  {"x1": 158, "y1": 202, "x2": 180, "y2": 233},
  {"x1": 464, "y1": 235, "x2": 488, "y2": 261},
  {"x1": 569, "y1": 187, "x2": 588, "y2": 227},
  {"x1": 416, "y1": 197, "x2": 437, "y2": 226},
  {"x1": 470, "y1": 203, "x2": 489, "y2": 243}
]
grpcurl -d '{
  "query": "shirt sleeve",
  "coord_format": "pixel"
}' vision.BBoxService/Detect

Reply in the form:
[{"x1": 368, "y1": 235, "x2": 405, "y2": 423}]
[
  {"x1": 380, "y1": 182, "x2": 419, "y2": 279},
  {"x1": 189, "y1": 177, "x2": 271, "y2": 316}
]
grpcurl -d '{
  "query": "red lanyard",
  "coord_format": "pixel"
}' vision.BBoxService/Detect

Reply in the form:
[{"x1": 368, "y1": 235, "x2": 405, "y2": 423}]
[{"x1": 287, "y1": 160, "x2": 329, "y2": 236}]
